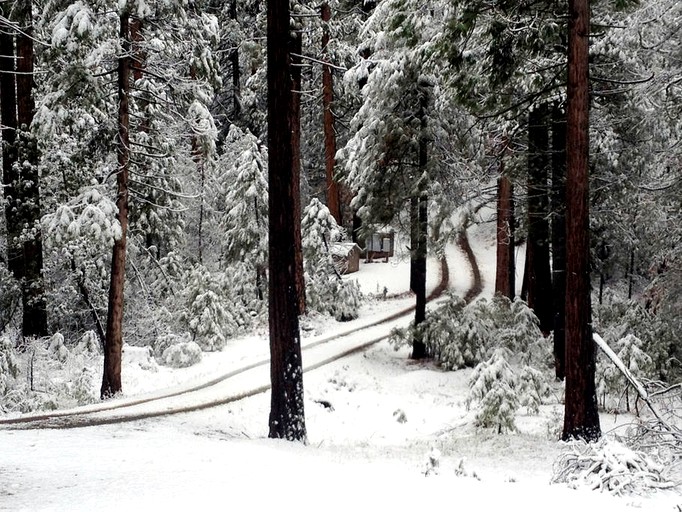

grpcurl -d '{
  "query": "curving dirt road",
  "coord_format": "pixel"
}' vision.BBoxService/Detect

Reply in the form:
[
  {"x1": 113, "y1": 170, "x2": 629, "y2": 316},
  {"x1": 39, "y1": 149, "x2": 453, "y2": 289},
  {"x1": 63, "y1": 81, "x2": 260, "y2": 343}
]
[{"x1": 0, "y1": 227, "x2": 481, "y2": 430}]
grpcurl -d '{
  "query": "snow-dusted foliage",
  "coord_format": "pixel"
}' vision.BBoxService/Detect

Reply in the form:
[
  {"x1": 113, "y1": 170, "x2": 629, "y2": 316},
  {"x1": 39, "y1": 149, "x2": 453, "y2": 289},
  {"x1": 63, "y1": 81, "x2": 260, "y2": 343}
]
[
  {"x1": 337, "y1": 0, "x2": 477, "y2": 241},
  {"x1": 180, "y1": 266, "x2": 246, "y2": 351},
  {"x1": 597, "y1": 333, "x2": 653, "y2": 413},
  {"x1": 518, "y1": 365, "x2": 551, "y2": 415},
  {"x1": 390, "y1": 295, "x2": 545, "y2": 370},
  {"x1": 34, "y1": 0, "x2": 221, "y2": 345},
  {"x1": 162, "y1": 340, "x2": 203, "y2": 368},
  {"x1": 302, "y1": 199, "x2": 362, "y2": 321},
  {"x1": 593, "y1": 297, "x2": 676, "y2": 411},
  {"x1": 552, "y1": 439, "x2": 676, "y2": 495},
  {"x1": 0, "y1": 267, "x2": 21, "y2": 333},
  {"x1": 466, "y1": 349, "x2": 520, "y2": 433},
  {"x1": 0, "y1": 332, "x2": 100, "y2": 413},
  {"x1": 219, "y1": 125, "x2": 268, "y2": 270},
  {"x1": 0, "y1": 334, "x2": 19, "y2": 398}
]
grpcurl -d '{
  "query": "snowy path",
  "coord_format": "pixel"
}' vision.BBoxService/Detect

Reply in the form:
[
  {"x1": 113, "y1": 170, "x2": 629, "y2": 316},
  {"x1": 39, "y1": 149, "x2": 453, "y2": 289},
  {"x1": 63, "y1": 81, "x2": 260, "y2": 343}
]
[
  {"x1": 2, "y1": 221, "x2": 679, "y2": 512},
  {"x1": 0, "y1": 229, "x2": 477, "y2": 429}
]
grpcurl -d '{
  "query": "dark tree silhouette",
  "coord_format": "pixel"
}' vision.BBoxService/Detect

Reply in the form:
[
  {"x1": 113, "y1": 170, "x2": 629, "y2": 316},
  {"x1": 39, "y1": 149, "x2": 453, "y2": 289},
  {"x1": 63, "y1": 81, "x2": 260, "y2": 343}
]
[
  {"x1": 526, "y1": 105, "x2": 553, "y2": 335},
  {"x1": 267, "y1": 0, "x2": 307, "y2": 441},
  {"x1": 410, "y1": 79, "x2": 430, "y2": 360},
  {"x1": 1, "y1": 0, "x2": 48, "y2": 339},
  {"x1": 562, "y1": 0, "x2": 600, "y2": 442}
]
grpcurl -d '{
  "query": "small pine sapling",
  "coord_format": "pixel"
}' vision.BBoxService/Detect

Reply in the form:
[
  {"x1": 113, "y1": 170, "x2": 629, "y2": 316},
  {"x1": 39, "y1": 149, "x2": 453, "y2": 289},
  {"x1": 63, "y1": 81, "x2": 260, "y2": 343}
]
[
  {"x1": 302, "y1": 198, "x2": 362, "y2": 321},
  {"x1": 181, "y1": 266, "x2": 237, "y2": 351},
  {"x1": 0, "y1": 334, "x2": 19, "y2": 397},
  {"x1": 518, "y1": 365, "x2": 550, "y2": 414},
  {"x1": 615, "y1": 334, "x2": 653, "y2": 412},
  {"x1": 467, "y1": 348, "x2": 519, "y2": 433}
]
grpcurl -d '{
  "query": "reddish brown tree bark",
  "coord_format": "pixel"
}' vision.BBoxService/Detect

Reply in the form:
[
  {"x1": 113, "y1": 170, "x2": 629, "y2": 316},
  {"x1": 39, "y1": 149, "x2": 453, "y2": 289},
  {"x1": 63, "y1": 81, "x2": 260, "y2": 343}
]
[
  {"x1": 551, "y1": 104, "x2": 567, "y2": 381},
  {"x1": 267, "y1": 0, "x2": 307, "y2": 441},
  {"x1": 101, "y1": 11, "x2": 131, "y2": 399},
  {"x1": 290, "y1": 27, "x2": 306, "y2": 316},
  {"x1": 562, "y1": 0, "x2": 600, "y2": 442},
  {"x1": 321, "y1": 2, "x2": 341, "y2": 224},
  {"x1": 495, "y1": 168, "x2": 515, "y2": 299},
  {"x1": 15, "y1": 0, "x2": 47, "y2": 337}
]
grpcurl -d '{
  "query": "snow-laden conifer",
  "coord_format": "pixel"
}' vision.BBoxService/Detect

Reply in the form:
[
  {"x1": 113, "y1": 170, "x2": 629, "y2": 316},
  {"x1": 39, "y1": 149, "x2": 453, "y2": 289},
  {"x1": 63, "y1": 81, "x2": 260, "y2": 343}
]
[
  {"x1": 302, "y1": 198, "x2": 362, "y2": 321},
  {"x1": 466, "y1": 348, "x2": 519, "y2": 433}
]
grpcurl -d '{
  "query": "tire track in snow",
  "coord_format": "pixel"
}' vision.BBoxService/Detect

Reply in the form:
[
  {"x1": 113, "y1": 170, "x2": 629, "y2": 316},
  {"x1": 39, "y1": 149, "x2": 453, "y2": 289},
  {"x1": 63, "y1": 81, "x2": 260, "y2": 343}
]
[{"x1": 1, "y1": 228, "x2": 481, "y2": 430}]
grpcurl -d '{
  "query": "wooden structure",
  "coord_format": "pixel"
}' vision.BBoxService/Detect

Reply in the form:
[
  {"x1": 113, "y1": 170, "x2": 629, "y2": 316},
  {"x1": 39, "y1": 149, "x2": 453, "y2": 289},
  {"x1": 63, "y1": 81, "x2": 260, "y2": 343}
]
[
  {"x1": 365, "y1": 231, "x2": 395, "y2": 262},
  {"x1": 330, "y1": 242, "x2": 361, "y2": 274}
]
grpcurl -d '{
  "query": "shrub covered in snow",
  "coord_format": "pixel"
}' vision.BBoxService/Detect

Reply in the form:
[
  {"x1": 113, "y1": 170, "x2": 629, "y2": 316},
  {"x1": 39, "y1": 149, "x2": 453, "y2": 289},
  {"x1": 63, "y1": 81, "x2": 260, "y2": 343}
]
[
  {"x1": 48, "y1": 333, "x2": 69, "y2": 363},
  {"x1": 465, "y1": 348, "x2": 551, "y2": 433},
  {"x1": 302, "y1": 198, "x2": 363, "y2": 321},
  {"x1": 552, "y1": 439, "x2": 676, "y2": 495},
  {"x1": 390, "y1": 294, "x2": 545, "y2": 370},
  {"x1": 180, "y1": 265, "x2": 257, "y2": 351},
  {"x1": 518, "y1": 365, "x2": 551, "y2": 415},
  {"x1": 597, "y1": 333, "x2": 654, "y2": 412},
  {"x1": 0, "y1": 334, "x2": 19, "y2": 397},
  {"x1": 594, "y1": 297, "x2": 676, "y2": 382},
  {"x1": 0, "y1": 332, "x2": 100, "y2": 413},
  {"x1": 162, "y1": 341, "x2": 203, "y2": 368},
  {"x1": 466, "y1": 349, "x2": 519, "y2": 433}
]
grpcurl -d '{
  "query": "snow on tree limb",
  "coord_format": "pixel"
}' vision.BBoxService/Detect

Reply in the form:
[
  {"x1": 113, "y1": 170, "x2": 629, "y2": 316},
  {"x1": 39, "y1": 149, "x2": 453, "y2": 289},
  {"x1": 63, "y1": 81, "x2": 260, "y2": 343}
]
[{"x1": 593, "y1": 332, "x2": 649, "y2": 401}]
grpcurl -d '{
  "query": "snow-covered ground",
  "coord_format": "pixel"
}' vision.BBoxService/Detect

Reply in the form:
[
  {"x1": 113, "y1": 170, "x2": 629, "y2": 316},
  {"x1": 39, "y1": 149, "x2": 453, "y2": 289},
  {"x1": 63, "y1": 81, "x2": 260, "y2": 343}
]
[{"x1": 1, "y1": 219, "x2": 680, "y2": 511}]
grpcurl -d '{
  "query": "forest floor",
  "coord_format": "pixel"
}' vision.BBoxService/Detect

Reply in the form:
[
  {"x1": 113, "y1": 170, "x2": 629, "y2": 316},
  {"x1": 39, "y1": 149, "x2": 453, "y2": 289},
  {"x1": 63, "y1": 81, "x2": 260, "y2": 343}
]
[{"x1": 1, "y1": 209, "x2": 680, "y2": 511}]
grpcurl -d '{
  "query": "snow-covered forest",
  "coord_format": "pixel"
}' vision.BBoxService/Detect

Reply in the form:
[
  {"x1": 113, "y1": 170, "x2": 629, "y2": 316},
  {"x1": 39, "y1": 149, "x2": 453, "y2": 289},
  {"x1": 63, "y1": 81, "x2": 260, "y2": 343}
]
[{"x1": 0, "y1": 0, "x2": 681, "y2": 508}]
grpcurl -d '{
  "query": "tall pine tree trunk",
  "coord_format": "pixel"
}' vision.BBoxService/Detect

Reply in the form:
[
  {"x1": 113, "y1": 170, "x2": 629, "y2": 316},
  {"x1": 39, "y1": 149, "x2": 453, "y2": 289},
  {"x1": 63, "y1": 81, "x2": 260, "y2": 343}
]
[
  {"x1": 562, "y1": 0, "x2": 600, "y2": 442},
  {"x1": 321, "y1": 2, "x2": 341, "y2": 224},
  {"x1": 0, "y1": 3, "x2": 19, "y2": 295},
  {"x1": 551, "y1": 104, "x2": 567, "y2": 380},
  {"x1": 1, "y1": 0, "x2": 47, "y2": 339},
  {"x1": 526, "y1": 105, "x2": 553, "y2": 335},
  {"x1": 230, "y1": 0, "x2": 241, "y2": 121},
  {"x1": 495, "y1": 156, "x2": 515, "y2": 299},
  {"x1": 101, "y1": 11, "x2": 131, "y2": 399},
  {"x1": 16, "y1": 0, "x2": 47, "y2": 337},
  {"x1": 267, "y1": 0, "x2": 306, "y2": 441},
  {"x1": 290, "y1": 27, "x2": 306, "y2": 316},
  {"x1": 411, "y1": 79, "x2": 430, "y2": 360}
]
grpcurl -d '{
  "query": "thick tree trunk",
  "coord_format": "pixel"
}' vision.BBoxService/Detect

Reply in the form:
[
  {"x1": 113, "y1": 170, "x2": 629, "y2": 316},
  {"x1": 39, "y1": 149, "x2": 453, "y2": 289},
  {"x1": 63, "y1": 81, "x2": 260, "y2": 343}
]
[
  {"x1": 526, "y1": 105, "x2": 553, "y2": 335},
  {"x1": 411, "y1": 80, "x2": 429, "y2": 360},
  {"x1": 101, "y1": 12, "x2": 131, "y2": 399},
  {"x1": 1, "y1": 1, "x2": 47, "y2": 339},
  {"x1": 411, "y1": 189, "x2": 427, "y2": 359},
  {"x1": 1, "y1": 3, "x2": 19, "y2": 281},
  {"x1": 321, "y1": 3, "x2": 341, "y2": 224},
  {"x1": 551, "y1": 104, "x2": 567, "y2": 380},
  {"x1": 267, "y1": 0, "x2": 306, "y2": 441},
  {"x1": 230, "y1": 0, "x2": 241, "y2": 120},
  {"x1": 15, "y1": 0, "x2": 47, "y2": 337},
  {"x1": 562, "y1": 0, "x2": 601, "y2": 442},
  {"x1": 495, "y1": 169, "x2": 515, "y2": 299},
  {"x1": 290, "y1": 28, "x2": 306, "y2": 316}
]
